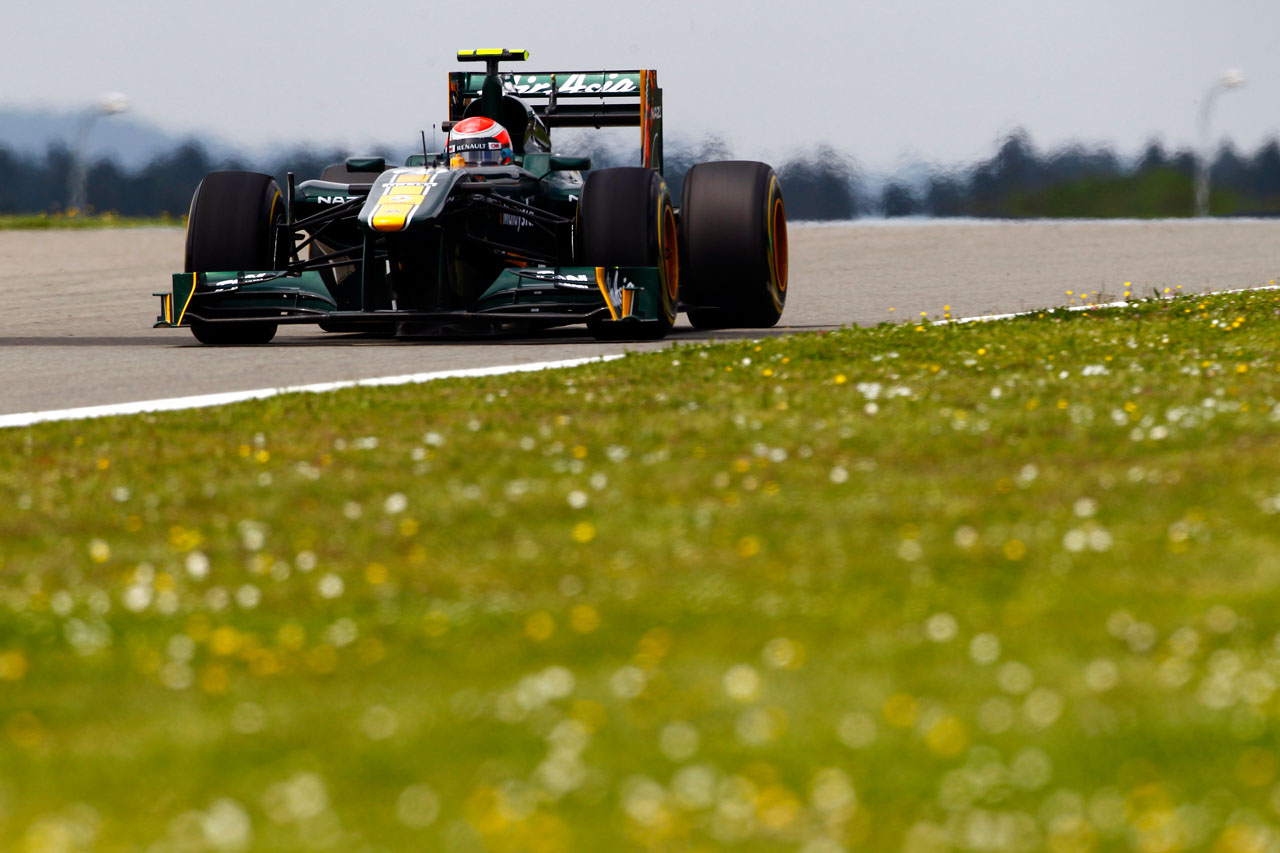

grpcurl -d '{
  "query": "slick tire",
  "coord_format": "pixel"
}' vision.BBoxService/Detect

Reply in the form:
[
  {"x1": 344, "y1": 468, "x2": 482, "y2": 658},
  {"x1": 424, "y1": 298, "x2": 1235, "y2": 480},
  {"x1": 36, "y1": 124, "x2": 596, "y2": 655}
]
[
  {"x1": 579, "y1": 167, "x2": 679, "y2": 341},
  {"x1": 185, "y1": 170, "x2": 285, "y2": 345},
  {"x1": 679, "y1": 161, "x2": 788, "y2": 329}
]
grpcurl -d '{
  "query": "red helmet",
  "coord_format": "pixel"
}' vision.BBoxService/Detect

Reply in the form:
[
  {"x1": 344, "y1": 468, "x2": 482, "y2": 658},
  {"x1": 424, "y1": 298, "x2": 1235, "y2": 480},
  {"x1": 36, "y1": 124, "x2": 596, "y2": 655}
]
[{"x1": 446, "y1": 117, "x2": 513, "y2": 168}]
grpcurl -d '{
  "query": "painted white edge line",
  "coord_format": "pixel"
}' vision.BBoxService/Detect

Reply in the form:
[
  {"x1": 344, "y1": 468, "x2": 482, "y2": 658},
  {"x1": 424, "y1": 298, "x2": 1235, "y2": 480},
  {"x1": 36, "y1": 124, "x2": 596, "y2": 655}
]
[
  {"x1": 941, "y1": 282, "x2": 1280, "y2": 326},
  {"x1": 0, "y1": 354, "x2": 625, "y2": 430}
]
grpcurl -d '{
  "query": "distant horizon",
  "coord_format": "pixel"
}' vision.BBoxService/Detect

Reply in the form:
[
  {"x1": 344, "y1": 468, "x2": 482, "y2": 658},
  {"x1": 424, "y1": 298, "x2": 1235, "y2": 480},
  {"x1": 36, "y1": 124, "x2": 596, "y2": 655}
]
[
  {"x1": 2, "y1": 102, "x2": 1276, "y2": 185},
  {"x1": 4, "y1": 0, "x2": 1276, "y2": 181}
]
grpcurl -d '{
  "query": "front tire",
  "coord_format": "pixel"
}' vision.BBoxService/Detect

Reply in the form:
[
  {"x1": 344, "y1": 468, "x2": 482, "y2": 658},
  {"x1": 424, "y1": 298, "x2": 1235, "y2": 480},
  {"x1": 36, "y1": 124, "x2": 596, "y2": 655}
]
[
  {"x1": 184, "y1": 171, "x2": 285, "y2": 345},
  {"x1": 579, "y1": 167, "x2": 679, "y2": 341},
  {"x1": 679, "y1": 161, "x2": 788, "y2": 329}
]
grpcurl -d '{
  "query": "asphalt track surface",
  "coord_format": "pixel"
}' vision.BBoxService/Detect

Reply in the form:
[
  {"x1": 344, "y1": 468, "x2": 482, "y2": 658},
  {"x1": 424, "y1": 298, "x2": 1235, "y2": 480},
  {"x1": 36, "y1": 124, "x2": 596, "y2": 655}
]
[{"x1": 2, "y1": 220, "x2": 1279, "y2": 418}]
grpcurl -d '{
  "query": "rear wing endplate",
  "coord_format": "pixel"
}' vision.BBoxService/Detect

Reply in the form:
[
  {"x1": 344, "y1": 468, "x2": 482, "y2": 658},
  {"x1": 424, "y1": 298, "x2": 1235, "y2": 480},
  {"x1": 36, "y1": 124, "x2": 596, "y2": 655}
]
[{"x1": 448, "y1": 68, "x2": 663, "y2": 172}]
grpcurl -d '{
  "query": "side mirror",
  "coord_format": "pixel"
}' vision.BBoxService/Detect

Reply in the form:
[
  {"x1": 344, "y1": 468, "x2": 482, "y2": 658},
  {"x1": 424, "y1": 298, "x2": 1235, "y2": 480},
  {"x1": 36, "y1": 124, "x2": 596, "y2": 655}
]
[
  {"x1": 549, "y1": 156, "x2": 590, "y2": 172},
  {"x1": 345, "y1": 156, "x2": 386, "y2": 173}
]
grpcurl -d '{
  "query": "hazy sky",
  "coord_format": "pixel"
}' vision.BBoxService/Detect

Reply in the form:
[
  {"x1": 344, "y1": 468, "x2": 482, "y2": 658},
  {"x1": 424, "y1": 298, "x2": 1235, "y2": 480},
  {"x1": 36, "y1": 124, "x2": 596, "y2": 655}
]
[{"x1": 4, "y1": 0, "x2": 1278, "y2": 171}]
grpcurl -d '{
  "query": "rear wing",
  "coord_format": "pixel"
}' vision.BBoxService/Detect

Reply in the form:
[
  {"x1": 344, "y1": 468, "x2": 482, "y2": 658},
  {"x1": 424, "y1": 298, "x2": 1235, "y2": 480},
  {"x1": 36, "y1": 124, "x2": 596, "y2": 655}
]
[{"x1": 448, "y1": 61, "x2": 663, "y2": 173}]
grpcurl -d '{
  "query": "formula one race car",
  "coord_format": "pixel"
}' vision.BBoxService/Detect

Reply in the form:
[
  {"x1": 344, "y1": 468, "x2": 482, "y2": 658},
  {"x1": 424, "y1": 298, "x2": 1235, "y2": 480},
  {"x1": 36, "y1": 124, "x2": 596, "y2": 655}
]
[{"x1": 155, "y1": 49, "x2": 787, "y2": 344}]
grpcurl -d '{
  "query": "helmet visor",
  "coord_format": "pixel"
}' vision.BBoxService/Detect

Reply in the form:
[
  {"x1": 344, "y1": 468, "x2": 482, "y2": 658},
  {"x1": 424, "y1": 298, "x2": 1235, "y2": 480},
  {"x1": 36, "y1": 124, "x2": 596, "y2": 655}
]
[{"x1": 447, "y1": 140, "x2": 511, "y2": 167}]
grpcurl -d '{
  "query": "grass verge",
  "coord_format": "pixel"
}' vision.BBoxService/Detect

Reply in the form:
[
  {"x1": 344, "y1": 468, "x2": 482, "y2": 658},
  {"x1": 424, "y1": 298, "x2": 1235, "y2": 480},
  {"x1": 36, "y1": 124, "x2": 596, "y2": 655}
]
[
  {"x1": 0, "y1": 213, "x2": 184, "y2": 230},
  {"x1": 3, "y1": 288, "x2": 1280, "y2": 850}
]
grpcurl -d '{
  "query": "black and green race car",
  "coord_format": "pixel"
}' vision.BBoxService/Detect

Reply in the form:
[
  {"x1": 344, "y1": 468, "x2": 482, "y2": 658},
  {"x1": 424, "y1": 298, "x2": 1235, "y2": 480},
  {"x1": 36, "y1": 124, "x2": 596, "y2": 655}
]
[{"x1": 155, "y1": 49, "x2": 788, "y2": 344}]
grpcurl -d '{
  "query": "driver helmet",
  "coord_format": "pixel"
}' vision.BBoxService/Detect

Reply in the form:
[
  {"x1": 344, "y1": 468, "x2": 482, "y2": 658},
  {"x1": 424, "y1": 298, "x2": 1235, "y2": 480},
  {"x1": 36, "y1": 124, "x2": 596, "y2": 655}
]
[{"x1": 447, "y1": 117, "x2": 513, "y2": 168}]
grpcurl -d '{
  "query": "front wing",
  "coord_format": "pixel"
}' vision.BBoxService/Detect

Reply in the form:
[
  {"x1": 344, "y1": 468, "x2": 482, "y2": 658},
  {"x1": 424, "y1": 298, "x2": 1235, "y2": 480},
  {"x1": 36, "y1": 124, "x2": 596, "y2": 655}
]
[{"x1": 154, "y1": 266, "x2": 669, "y2": 332}]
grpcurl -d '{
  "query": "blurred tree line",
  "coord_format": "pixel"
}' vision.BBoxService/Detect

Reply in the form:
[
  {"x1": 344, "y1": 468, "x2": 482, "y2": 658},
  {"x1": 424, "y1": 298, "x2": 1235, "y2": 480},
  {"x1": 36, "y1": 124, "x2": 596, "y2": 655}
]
[
  {"x1": 581, "y1": 130, "x2": 1280, "y2": 219},
  {"x1": 0, "y1": 142, "x2": 372, "y2": 217},
  {"x1": 877, "y1": 131, "x2": 1280, "y2": 220},
  {"x1": 2, "y1": 130, "x2": 1279, "y2": 220}
]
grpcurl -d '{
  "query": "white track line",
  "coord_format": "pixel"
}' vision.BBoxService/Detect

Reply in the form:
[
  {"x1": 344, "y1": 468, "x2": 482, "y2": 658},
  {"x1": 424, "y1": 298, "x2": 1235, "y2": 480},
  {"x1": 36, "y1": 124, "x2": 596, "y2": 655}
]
[
  {"x1": 946, "y1": 282, "x2": 1280, "y2": 325},
  {"x1": 6, "y1": 282, "x2": 1278, "y2": 430},
  {"x1": 0, "y1": 355, "x2": 624, "y2": 430}
]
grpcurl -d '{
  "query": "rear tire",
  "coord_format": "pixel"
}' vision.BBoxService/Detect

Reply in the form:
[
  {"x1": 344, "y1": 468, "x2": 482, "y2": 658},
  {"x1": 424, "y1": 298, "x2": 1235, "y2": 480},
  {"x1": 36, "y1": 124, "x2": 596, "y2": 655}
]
[
  {"x1": 579, "y1": 167, "x2": 678, "y2": 341},
  {"x1": 184, "y1": 171, "x2": 285, "y2": 345},
  {"x1": 679, "y1": 161, "x2": 787, "y2": 329}
]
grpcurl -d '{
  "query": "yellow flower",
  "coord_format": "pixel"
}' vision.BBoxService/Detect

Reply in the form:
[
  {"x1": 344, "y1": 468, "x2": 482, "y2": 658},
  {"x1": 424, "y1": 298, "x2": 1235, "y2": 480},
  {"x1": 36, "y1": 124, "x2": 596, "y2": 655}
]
[
  {"x1": 925, "y1": 715, "x2": 969, "y2": 757},
  {"x1": 570, "y1": 604, "x2": 600, "y2": 634},
  {"x1": 0, "y1": 651, "x2": 28, "y2": 681},
  {"x1": 882, "y1": 693, "x2": 919, "y2": 728},
  {"x1": 199, "y1": 664, "x2": 229, "y2": 694},
  {"x1": 525, "y1": 611, "x2": 555, "y2": 642},
  {"x1": 210, "y1": 627, "x2": 241, "y2": 657}
]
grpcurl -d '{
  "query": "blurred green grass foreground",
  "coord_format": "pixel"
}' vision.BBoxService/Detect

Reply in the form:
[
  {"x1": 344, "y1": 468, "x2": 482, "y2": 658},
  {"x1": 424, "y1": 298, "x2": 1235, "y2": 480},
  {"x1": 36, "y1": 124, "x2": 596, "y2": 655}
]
[{"x1": 5, "y1": 287, "x2": 1280, "y2": 851}]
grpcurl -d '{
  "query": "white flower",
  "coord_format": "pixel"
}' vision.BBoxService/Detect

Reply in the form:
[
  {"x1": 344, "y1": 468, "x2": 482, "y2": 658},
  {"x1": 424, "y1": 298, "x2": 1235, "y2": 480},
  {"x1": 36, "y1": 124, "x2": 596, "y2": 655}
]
[
  {"x1": 723, "y1": 664, "x2": 761, "y2": 702},
  {"x1": 317, "y1": 574, "x2": 344, "y2": 599}
]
